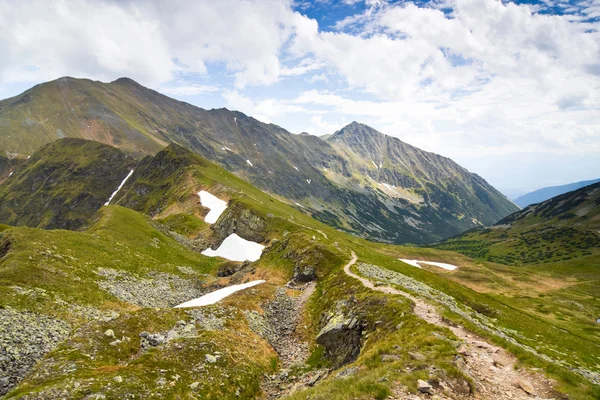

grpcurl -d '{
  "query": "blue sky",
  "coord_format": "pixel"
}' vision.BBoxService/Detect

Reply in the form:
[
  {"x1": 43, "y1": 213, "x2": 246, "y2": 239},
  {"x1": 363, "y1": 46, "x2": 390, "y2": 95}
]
[{"x1": 0, "y1": 0, "x2": 599, "y2": 196}]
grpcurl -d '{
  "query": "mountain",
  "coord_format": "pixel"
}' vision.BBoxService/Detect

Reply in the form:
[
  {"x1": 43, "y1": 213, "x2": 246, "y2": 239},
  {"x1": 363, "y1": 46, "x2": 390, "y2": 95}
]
[
  {"x1": 513, "y1": 178, "x2": 600, "y2": 208},
  {"x1": 437, "y1": 182, "x2": 600, "y2": 266},
  {"x1": 0, "y1": 138, "x2": 134, "y2": 230},
  {"x1": 0, "y1": 77, "x2": 518, "y2": 244},
  {"x1": 0, "y1": 139, "x2": 598, "y2": 399}
]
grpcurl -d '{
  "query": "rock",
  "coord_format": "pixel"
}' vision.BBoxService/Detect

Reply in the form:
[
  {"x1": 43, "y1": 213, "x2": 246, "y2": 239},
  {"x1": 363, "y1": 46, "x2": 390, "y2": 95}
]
[
  {"x1": 216, "y1": 261, "x2": 243, "y2": 277},
  {"x1": 104, "y1": 329, "x2": 115, "y2": 338},
  {"x1": 408, "y1": 351, "x2": 425, "y2": 361},
  {"x1": 308, "y1": 371, "x2": 323, "y2": 386},
  {"x1": 515, "y1": 378, "x2": 536, "y2": 395},
  {"x1": 294, "y1": 266, "x2": 316, "y2": 283},
  {"x1": 316, "y1": 302, "x2": 364, "y2": 367},
  {"x1": 190, "y1": 381, "x2": 200, "y2": 389},
  {"x1": 418, "y1": 379, "x2": 433, "y2": 394},
  {"x1": 114, "y1": 376, "x2": 123, "y2": 383},
  {"x1": 335, "y1": 366, "x2": 359, "y2": 379},
  {"x1": 457, "y1": 344, "x2": 470, "y2": 356},
  {"x1": 205, "y1": 354, "x2": 218, "y2": 363}
]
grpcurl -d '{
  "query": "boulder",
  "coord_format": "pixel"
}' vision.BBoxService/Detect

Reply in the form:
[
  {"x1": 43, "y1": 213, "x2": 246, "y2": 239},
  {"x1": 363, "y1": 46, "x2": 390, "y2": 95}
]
[
  {"x1": 418, "y1": 379, "x2": 433, "y2": 394},
  {"x1": 515, "y1": 378, "x2": 536, "y2": 395},
  {"x1": 294, "y1": 266, "x2": 316, "y2": 282},
  {"x1": 316, "y1": 302, "x2": 364, "y2": 366}
]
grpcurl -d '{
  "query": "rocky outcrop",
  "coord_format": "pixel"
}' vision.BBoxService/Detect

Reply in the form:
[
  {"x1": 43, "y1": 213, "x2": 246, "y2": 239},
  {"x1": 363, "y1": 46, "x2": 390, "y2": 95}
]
[
  {"x1": 316, "y1": 301, "x2": 365, "y2": 367},
  {"x1": 212, "y1": 202, "x2": 267, "y2": 244}
]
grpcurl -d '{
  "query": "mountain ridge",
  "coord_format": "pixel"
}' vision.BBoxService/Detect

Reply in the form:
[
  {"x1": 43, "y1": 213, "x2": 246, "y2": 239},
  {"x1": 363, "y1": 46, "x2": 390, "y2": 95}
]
[
  {"x1": 513, "y1": 178, "x2": 600, "y2": 208},
  {"x1": 0, "y1": 76, "x2": 518, "y2": 244}
]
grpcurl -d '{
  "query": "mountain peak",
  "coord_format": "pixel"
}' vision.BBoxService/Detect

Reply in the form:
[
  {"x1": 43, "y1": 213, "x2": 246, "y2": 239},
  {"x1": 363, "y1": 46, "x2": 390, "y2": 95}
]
[{"x1": 111, "y1": 77, "x2": 142, "y2": 86}]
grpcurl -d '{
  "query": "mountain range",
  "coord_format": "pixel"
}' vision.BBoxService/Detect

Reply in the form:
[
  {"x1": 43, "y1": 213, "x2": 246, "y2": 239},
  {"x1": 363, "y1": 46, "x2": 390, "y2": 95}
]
[
  {"x1": 0, "y1": 77, "x2": 518, "y2": 244},
  {"x1": 513, "y1": 178, "x2": 600, "y2": 208}
]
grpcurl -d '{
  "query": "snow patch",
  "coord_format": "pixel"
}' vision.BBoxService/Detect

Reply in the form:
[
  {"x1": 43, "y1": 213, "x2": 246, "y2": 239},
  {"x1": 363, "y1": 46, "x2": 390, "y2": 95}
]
[
  {"x1": 222, "y1": 146, "x2": 233, "y2": 152},
  {"x1": 174, "y1": 280, "x2": 265, "y2": 308},
  {"x1": 293, "y1": 166, "x2": 299, "y2": 172},
  {"x1": 201, "y1": 233, "x2": 265, "y2": 262},
  {"x1": 306, "y1": 179, "x2": 311, "y2": 184},
  {"x1": 379, "y1": 161, "x2": 383, "y2": 168},
  {"x1": 198, "y1": 190, "x2": 227, "y2": 224},
  {"x1": 399, "y1": 259, "x2": 458, "y2": 271},
  {"x1": 8, "y1": 172, "x2": 12, "y2": 177},
  {"x1": 246, "y1": 159, "x2": 253, "y2": 167},
  {"x1": 234, "y1": 117, "x2": 237, "y2": 125},
  {"x1": 371, "y1": 159, "x2": 378, "y2": 169},
  {"x1": 105, "y1": 170, "x2": 134, "y2": 206},
  {"x1": 294, "y1": 202, "x2": 305, "y2": 208}
]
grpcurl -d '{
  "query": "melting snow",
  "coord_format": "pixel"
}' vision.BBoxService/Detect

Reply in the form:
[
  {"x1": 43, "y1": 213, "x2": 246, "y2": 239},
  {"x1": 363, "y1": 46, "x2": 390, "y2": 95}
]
[
  {"x1": 294, "y1": 202, "x2": 305, "y2": 208},
  {"x1": 105, "y1": 170, "x2": 134, "y2": 206},
  {"x1": 8, "y1": 172, "x2": 13, "y2": 177},
  {"x1": 293, "y1": 166, "x2": 299, "y2": 172},
  {"x1": 174, "y1": 280, "x2": 265, "y2": 308},
  {"x1": 246, "y1": 160, "x2": 253, "y2": 167},
  {"x1": 371, "y1": 160, "x2": 378, "y2": 169},
  {"x1": 198, "y1": 190, "x2": 228, "y2": 224},
  {"x1": 379, "y1": 161, "x2": 383, "y2": 168},
  {"x1": 222, "y1": 146, "x2": 233, "y2": 152},
  {"x1": 202, "y1": 233, "x2": 265, "y2": 262},
  {"x1": 306, "y1": 179, "x2": 311, "y2": 184},
  {"x1": 234, "y1": 117, "x2": 237, "y2": 125},
  {"x1": 399, "y1": 259, "x2": 458, "y2": 271}
]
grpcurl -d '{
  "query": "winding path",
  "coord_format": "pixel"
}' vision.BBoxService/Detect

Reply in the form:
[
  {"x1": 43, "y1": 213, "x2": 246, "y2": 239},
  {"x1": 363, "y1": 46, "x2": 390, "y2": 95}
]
[{"x1": 343, "y1": 252, "x2": 556, "y2": 400}]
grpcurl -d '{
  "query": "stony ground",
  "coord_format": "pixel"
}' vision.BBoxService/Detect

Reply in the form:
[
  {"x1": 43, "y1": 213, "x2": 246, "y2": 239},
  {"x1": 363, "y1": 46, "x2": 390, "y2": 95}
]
[
  {"x1": 344, "y1": 252, "x2": 560, "y2": 400},
  {"x1": 253, "y1": 282, "x2": 324, "y2": 400},
  {"x1": 0, "y1": 308, "x2": 71, "y2": 396}
]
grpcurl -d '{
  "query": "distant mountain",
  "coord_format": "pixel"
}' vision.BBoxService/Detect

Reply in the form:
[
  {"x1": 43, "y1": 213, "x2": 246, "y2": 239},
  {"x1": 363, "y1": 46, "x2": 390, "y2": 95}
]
[
  {"x1": 514, "y1": 178, "x2": 600, "y2": 208},
  {"x1": 499, "y1": 181, "x2": 600, "y2": 230},
  {"x1": 0, "y1": 139, "x2": 134, "y2": 230},
  {"x1": 436, "y1": 182, "x2": 600, "y2": 265},
  {"x1": 0, "y1": 77, "x2": 518, "y2": 243}
]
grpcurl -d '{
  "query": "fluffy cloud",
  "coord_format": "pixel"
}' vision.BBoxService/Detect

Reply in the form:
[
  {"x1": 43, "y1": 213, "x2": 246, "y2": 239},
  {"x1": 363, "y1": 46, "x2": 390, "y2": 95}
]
[
  {"x1": 0, "y1": 0, "x2": 599, "y2": 160},
  {"x1": 0, "y1": 0, "x2": 304, "y2": 87}
]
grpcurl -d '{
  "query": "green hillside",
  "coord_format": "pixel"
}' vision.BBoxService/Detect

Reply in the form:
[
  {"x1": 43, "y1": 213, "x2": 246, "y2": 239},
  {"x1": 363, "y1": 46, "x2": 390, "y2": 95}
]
[{"x1": 0, "y1": 140, "x2": 598, "y2": 399}]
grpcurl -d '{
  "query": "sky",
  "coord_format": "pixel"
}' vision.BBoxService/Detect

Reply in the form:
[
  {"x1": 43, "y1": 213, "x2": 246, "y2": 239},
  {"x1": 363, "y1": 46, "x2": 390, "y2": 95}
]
[{"x1": 0, "y1": 0, "x2": 599, "y2": 197}]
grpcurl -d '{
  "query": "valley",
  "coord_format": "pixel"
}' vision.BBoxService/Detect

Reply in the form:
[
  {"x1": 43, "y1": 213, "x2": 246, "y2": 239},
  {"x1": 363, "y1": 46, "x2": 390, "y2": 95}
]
[{"x1": 0, "y1": 136, "x2": 597, "y2": 399}]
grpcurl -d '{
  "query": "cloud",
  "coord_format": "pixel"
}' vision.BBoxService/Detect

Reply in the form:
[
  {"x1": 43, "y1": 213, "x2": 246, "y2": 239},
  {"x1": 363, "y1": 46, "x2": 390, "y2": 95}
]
[
  {"x1": 0, "y1": 0, "x2": 599, "y2": 161},
  {"x1": 159, "y1": 83, "x2": 220, "y2": 96},
  {"x1": 0, "y1": 0, "x2": 309, "y2": 87}
]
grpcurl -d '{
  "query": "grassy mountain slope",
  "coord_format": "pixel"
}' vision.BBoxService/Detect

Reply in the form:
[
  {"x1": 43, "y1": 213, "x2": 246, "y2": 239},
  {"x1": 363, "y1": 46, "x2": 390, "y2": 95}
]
[
  {"x1": 436, "y1": 182, "x2": 600, "y2": 266},
  {"x1": 0, "y1": 138, "x2": 135, "y2": 230},
  {"x1": 0, "y1": 140, "x2": 598, "y2": 399},
  {"x1": 0, "y1": 77, "x2": 518, "y2": 244},
  {"x1": 514, "y1": 178, "x2": 600, "y2": 208}
]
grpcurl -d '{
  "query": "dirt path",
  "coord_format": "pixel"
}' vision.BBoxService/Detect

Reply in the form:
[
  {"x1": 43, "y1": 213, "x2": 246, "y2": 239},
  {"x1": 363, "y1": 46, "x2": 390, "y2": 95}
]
[{"x1": 343, "y1": 252, "x2": 557, "y2": 400}]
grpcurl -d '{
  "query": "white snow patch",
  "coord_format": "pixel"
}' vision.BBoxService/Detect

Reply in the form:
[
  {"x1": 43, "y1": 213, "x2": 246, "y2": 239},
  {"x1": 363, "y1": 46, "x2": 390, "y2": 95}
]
[
  {"x1": 198, "y1": 190, "x2": 228, "y2": 224},
  {"x1": 398, "y1": 259, "x2": 422, "y2": 268},
  {"x1": 174, "y1": 280, "x2": 265, "y2": 308},
  {"x1": 222, "y1": 146, "x2": 233, "y2": 152},
  {"x1": 381, "y1": 183, "x2": 394, "y2": 191},
  {"x1": 8, "y1": 172, "x2": 13, "y2": 177},
  {"x1": 399, "y1": 259, "x2": 458, "y2": 271},
  {"x1": 379, "y1": 161, "x2": 383, "y2": 168},
  {"x1": 306, "y1": 179, "x2": 311, "y2": 184},
  {"x1": 293, "y1": 166, "x2": 299, "y2": 172},
  {"x1": 105, "y1": 170, "x2": 134, "y2": 206},
  {"x1": 234, "y1": 117, "x2": 237, "y2": 125},
  {"x1": 371, "y1": 159, "x2": 378, "y2": 168},
  {"x1": 294, "y1": 202, "x2": 305, "y2": 208},
  {"x1": 246, "y1": 159, "x2": 253, "y2": 167},
  {"x1": 201, "y1": 233, "x2": 265, "y2": 262}
]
